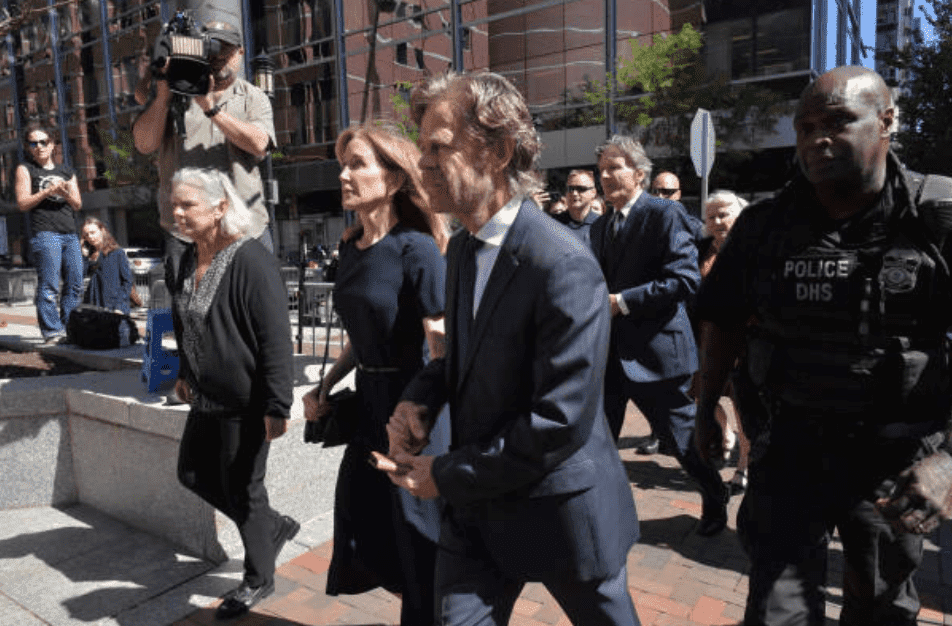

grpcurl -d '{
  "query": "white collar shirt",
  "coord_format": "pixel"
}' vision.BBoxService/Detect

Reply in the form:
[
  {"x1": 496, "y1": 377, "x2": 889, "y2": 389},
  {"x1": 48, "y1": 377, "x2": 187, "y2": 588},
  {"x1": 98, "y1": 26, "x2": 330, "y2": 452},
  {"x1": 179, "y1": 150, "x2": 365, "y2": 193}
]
[{"x1": 471, "y1": 195, "x2": 522, "y2": 315}]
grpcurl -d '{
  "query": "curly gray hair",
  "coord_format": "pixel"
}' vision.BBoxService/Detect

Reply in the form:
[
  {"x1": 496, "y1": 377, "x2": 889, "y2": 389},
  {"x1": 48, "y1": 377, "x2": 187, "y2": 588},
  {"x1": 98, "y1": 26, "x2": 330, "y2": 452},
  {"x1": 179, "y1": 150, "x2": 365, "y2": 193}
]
[{"x1": 595, "y1": 135, "x2": 653, "y2": 182}]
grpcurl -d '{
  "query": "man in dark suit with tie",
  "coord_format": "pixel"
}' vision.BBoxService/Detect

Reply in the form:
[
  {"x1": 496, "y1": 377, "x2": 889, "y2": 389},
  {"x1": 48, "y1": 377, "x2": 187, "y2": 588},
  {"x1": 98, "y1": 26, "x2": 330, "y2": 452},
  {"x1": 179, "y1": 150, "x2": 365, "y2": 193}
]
[
  {"x1": 382, "y1": 72, "x2": 641, "y2": 626},
  {"x1": 591, "y1": 135, "x2": 728, "y2": 537}
]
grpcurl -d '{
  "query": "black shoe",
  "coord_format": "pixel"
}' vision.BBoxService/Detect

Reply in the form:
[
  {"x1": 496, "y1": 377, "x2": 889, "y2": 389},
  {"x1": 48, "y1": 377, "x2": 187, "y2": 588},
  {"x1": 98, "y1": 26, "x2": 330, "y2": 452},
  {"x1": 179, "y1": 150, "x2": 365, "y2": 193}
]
[
  {"x1": 728, "y1": 470, "x2": 747, "y2": 496},
  {"x1": 274, "y1": 514, "x2": 300, "y2": 557},
  {"x1": 215, "y1": 580, "x2": 275, "y2": 620},
  {"x1": 636, "y1": 437, "x2": 660, "y2": 455},
  {"x1": 696, "y1": 504, "x2": 728, "y2": 537}
]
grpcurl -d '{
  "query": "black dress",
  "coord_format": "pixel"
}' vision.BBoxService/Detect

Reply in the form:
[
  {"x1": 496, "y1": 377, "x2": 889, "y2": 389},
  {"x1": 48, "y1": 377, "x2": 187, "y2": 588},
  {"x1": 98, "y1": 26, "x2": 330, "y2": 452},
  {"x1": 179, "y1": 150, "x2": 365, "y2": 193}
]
[{"x1": 326, "y1": 224, "x2": 447, "y2": 626}]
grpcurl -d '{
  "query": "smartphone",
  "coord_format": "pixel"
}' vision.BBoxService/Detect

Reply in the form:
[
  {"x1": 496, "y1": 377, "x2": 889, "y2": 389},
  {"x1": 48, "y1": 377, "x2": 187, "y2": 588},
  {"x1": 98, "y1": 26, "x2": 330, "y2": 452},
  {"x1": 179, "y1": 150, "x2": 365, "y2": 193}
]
[{"x1": 368, "y1": 451, "x2": 412, "y2": 476}]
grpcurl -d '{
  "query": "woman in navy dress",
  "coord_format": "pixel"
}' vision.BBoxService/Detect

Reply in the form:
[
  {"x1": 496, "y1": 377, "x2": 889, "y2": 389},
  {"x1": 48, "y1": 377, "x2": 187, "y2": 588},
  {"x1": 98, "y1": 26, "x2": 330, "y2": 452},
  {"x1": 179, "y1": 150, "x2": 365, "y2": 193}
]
[
  {"x1": 81, "y1": 217, "x2": 133, "y2": 315},
  {"x1": 303, "y1": 123, "x2": 448, "y2": 626}
]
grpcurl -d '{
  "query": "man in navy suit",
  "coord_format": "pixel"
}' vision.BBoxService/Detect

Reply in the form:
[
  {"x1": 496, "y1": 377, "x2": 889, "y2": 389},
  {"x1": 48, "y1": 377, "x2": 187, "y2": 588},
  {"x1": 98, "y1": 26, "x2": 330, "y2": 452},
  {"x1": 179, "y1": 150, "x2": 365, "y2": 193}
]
[
  {"x1": 382, "y1": 72, "x2": 640, "y2": 626},
  {"x1": 591, "y1": 135, "x2": 728, "y2": 537}
]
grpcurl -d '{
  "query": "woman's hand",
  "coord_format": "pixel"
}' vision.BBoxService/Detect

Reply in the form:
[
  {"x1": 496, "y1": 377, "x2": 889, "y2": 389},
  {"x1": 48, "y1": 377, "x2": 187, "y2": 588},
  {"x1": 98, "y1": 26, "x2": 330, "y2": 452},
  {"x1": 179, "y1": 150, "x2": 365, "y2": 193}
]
[
  {"x1": 265, "y1": 415, "x2": 288, "y2": 441},
  {"x1": 302, "y1": 385, "x2": 331, "y2": 422},
  {"x1": 174, "y1": 378, "x2": 192, "y2": 405}
]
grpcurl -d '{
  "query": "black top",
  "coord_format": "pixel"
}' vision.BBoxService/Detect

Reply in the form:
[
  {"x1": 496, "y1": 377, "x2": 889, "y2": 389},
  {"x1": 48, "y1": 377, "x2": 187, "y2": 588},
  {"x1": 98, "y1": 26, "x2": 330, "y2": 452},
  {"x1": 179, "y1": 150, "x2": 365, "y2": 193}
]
[
  {"x1": 84, "y1": 248, "x2": 133, "y2": 314},
  {"x1": 171, "y1": 238, "x2": 293, "y2": 419},
  {"x1": 334, "y1": 224, "x2": 445, "y2": 372},
  {"x1": 697, "y1": 156, "x2": 952, "y2": 424},
  {"x1": 20, "y1": 161, "x2": 76, "y2": 234}
]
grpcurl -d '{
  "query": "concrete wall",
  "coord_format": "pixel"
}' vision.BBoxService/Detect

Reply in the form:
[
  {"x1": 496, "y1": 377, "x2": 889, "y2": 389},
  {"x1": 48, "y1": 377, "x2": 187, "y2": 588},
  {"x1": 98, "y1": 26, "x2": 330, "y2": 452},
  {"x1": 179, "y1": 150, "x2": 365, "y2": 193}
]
[
  {"x1": 0, "y1": 378, "x2": 77, "y2": 508},
  {"x1": 0, "y1": 365, "x2": 347, "y2": 565}
]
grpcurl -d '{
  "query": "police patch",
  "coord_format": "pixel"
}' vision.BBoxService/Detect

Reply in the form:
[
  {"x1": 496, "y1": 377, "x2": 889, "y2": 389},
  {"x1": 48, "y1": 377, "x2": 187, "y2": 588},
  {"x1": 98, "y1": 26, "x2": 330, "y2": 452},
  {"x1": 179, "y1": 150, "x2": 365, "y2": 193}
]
[{"x1": 782, "y1": 254, "x2": 856, "y2": 304}]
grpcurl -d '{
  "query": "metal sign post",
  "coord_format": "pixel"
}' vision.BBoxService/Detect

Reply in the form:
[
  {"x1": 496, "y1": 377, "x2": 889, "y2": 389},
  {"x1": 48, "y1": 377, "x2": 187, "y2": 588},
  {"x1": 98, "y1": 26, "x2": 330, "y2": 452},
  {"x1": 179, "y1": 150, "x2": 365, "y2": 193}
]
[{"x1": 691, "y1": 108, "x2": 716, "y2": 215}]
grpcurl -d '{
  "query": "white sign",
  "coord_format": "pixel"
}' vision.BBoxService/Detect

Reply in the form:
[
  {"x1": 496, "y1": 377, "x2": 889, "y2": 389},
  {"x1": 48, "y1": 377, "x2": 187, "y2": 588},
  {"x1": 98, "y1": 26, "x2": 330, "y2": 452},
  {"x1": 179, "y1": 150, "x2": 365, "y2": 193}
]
[{"x1": 690, "y1": 108, "x2": 715, "y2": 178}]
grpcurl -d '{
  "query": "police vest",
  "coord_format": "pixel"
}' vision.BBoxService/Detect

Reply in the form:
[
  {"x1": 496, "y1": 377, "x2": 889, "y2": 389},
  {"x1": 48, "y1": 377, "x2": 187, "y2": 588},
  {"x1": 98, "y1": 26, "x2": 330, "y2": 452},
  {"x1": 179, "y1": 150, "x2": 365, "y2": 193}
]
[{"x1": 747, "y1": 173, "x2": 952, "y2": 416}]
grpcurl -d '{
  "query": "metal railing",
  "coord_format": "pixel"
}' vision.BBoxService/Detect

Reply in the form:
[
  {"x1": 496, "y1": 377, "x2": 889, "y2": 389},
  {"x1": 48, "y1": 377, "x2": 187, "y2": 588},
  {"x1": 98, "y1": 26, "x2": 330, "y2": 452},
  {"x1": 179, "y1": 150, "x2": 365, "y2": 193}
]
[
  {"x1": 283, "y1": 267, "x2": 346, "y2": 356},
  {"x1": 127, "y1": 265, "x2": 346, "y2": 356}
]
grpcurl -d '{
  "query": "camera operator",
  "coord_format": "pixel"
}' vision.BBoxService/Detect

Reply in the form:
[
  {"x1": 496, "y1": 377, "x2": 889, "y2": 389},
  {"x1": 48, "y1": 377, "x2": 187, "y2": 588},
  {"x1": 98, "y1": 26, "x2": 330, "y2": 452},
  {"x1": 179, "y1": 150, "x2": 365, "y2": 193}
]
[{"x1": 133, "y1": 18, "x2": 276, "y2": 282}]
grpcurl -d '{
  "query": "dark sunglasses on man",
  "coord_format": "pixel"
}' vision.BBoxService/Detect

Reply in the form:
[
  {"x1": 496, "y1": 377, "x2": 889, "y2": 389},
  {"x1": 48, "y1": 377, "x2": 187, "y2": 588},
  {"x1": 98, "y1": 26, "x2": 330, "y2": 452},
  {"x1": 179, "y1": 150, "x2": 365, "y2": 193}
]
[
  {"x1": 566, "y1": 185, "x2": 594, "y2": 194},
  {"x1": 28, "y1": 139, "x2": 51, "y2": 148},
  {"x1": 652, "y1": 187, "x2": 678, "y2": 198}
]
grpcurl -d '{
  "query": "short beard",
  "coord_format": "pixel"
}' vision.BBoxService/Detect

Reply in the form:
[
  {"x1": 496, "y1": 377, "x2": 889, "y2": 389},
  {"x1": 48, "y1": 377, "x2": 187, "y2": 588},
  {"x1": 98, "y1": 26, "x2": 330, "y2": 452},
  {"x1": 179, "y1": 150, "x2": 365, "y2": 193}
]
[
  {"x1": 453, "y1": 173, "x2": 496, "y2": 218},
  {"x1": 212, "y1": 65, "x2": 235, "y2": 87}
]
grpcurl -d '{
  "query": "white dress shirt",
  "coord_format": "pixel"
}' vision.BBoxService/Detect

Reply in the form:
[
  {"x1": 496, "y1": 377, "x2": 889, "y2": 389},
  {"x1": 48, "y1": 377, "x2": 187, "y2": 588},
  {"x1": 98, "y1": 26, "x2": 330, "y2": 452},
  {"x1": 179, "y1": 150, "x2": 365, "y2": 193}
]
[{"x1": 471, "y1": 195, "x2": 523, "y2": 316}]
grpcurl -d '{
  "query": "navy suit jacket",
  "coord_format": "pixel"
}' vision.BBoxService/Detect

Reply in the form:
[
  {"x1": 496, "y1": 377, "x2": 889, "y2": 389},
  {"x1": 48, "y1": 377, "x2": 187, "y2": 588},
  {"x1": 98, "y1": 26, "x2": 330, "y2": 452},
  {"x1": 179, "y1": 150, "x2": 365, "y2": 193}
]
[
  {"x1": 590, "y1": 192, "x2": 700, "y2": 382},
  {"x1": 402, "y1": 200, "x2": 638, "y2": 581}
]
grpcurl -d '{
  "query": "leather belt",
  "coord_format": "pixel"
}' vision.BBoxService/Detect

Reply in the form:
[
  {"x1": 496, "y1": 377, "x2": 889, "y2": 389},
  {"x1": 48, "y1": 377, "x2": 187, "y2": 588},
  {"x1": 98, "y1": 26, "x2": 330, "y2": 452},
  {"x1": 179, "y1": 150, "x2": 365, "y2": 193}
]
[{"x1": 357, "y1": 362, "x2": 402, "y2": 374}]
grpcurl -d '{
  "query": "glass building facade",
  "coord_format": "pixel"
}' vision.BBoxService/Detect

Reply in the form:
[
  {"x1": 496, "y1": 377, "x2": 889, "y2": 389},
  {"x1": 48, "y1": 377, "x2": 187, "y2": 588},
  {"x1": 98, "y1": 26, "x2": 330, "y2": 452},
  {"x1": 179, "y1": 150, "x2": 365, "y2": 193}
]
[{"x1": 0, "y1": 0, "x2": 857, "y2": 257}]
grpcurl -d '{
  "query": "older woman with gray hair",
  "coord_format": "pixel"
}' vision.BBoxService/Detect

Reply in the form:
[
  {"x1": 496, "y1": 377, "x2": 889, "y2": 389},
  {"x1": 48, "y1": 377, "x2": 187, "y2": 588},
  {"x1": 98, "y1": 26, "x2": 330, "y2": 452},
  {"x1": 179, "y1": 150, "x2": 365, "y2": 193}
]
[
  {"x1": 168, "y1": 166, "x2": 298, "y2": 620},
  {"x1": 697, "y1": 190, "x2": 751, "y2": 493}
]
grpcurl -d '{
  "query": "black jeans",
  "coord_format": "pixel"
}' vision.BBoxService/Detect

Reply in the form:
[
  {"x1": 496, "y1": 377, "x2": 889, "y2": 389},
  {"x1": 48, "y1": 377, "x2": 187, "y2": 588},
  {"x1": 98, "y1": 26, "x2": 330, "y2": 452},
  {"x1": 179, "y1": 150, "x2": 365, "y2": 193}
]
[
  {"x1": 738, "y1": 414, "x2": 929, "y2": 626},
  {"x1": 178, "y1": 409, "x2": 280, "y2": 587}
]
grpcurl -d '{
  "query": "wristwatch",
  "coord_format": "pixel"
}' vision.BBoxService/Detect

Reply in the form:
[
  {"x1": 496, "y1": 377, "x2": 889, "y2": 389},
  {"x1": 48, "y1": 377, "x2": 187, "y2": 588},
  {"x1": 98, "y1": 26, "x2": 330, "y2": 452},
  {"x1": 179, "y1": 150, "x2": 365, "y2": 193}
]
[{"x1": 204, "y1": 103, "x2": 223, "y2": 118}]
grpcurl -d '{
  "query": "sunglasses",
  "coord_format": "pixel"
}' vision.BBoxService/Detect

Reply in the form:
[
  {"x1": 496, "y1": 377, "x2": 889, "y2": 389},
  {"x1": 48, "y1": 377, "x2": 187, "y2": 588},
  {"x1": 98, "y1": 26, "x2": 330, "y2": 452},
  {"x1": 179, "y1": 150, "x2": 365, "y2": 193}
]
[
  {"x1": 566, "y1": 185, "x2": 594, "y2": 194},
  {"x1": 28, "y1": 139, "x2": 51, "y2": 148},
  {"x1": 652, "y1": 188, "x2": 679, "y2": 197}
]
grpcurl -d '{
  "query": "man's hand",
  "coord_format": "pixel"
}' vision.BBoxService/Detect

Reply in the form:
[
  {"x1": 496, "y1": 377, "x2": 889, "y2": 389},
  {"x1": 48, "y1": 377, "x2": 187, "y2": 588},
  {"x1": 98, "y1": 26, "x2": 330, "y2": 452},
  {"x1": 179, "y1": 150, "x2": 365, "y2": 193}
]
[
  {"x1": 265, "y1": 415, "x2": 288, "y2": 441},
  {"x1": 194, "y1": 74, "x2": 218, "y2": 113},
  {"x1": 876, "y1": 450, "x2": 952, "y2": 535},
  {"x1": 694, "y1": 401, "x2": 725, "y2": 468},
  {"x1": 387, "y1": 401, "x2": 430, "y2": 457},
  {"x1": 386, "y1": 454, "x2": 440, "y2": 499},
  {"x1": 609, "y1": 293, "x2": 622, "y2": 317}
]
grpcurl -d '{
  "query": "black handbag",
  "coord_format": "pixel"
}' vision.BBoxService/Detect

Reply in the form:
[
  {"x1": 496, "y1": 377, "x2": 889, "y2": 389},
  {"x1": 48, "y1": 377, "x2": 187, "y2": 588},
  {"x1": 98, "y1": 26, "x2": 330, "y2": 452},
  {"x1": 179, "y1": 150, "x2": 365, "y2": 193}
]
[
  {"x1": 304, "y1": 299, "x2": 358, "y2": 447},
  {"x1": 66, "y1": 304, "x2": 140, "y2": 349}
]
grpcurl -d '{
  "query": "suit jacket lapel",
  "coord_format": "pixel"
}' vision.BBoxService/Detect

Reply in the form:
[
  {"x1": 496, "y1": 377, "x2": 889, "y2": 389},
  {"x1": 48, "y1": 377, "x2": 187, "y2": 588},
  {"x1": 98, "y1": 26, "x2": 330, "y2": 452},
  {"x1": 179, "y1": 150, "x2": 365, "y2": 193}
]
[
  {"x1": 456, "y1": 202, "x2": 525, "y2": 391},
  {"x1": 445, "y1": 231, "x2": 464, "y2": 392}
]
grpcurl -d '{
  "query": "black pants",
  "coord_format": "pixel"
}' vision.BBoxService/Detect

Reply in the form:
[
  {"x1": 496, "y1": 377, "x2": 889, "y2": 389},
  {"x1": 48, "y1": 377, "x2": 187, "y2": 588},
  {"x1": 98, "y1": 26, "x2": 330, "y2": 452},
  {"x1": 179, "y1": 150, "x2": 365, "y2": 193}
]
[
  {"x1": 178, "y1": 409, "x2": 280, "y2": 587},
  {"x1": 605, "y1": 367, "x2": 727, "y2": 514},
  {"x1": 435, "y1": 510, "x2": 640, "y2": 626},
  {"x1": 738, "y1": 415, "x2": 930, "y2": 626}
]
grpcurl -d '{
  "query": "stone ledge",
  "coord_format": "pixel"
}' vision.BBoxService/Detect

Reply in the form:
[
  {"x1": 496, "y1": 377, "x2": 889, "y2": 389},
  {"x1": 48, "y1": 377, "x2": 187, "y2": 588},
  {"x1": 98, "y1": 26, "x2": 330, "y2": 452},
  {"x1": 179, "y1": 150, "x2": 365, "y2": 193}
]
[{"x1": 1, "y1": 364, "x2": 350, "y2": 564}]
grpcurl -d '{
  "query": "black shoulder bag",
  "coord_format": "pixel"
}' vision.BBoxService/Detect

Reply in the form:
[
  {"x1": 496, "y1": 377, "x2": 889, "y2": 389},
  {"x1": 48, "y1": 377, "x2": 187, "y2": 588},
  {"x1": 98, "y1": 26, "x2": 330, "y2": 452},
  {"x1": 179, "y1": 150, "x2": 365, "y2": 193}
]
[
  {"x1": 66, "y1": 304, "x2": 140, "y2": 350},
  {"x1": 303, "y1": 296, "x2": 359, "y2": 447}
]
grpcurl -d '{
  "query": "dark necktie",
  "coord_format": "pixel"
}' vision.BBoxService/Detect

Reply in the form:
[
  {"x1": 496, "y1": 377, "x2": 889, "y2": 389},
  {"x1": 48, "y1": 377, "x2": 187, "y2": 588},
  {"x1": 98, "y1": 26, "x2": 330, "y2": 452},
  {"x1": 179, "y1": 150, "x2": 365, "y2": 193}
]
[
  {"x1": 456, "y1": 233, "x2": 483, "y2": 366},
  {"x1": 610, "y1": 209, "x2": 625, "y2": 241}
]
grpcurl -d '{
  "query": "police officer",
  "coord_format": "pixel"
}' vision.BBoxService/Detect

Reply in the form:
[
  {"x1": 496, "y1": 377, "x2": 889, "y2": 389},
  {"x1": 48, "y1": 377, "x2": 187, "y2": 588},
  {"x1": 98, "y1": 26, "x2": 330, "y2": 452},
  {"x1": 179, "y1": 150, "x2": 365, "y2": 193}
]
[{"x1": 694, "y1": 66, "x2": 952, "y2": 625}]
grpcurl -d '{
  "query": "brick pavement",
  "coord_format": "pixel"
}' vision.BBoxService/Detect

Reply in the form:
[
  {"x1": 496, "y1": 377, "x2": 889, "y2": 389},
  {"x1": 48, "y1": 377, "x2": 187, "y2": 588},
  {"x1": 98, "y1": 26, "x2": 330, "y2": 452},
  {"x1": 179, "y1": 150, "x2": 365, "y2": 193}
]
[{"x1": 173, "y1": 404, "x2": 952, "y2": 626}]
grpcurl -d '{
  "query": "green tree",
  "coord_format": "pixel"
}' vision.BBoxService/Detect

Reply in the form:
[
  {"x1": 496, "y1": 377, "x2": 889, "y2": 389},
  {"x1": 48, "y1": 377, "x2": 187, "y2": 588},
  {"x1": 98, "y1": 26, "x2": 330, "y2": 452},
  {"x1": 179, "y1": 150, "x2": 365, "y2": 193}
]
[
  {"x1": 878, "y1": 0, "x2": 952, "y2": 176},
  {"x1": 95, "y1": 127, "x2": 164, "y2": 246},
  {"x1": 388, "y1": 81, "x2": 418, "y2": 142},
  {"x1": 583, "y1": 24, "x2": 790, "y2": 155}
]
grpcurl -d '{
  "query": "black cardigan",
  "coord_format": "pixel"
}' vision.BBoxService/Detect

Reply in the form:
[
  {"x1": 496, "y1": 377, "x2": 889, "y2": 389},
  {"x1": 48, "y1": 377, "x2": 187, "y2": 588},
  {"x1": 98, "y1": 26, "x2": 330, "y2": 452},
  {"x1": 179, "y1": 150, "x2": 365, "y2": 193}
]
[{"x1": 171, "y1": 239, "x2": 293, "y2": 419}]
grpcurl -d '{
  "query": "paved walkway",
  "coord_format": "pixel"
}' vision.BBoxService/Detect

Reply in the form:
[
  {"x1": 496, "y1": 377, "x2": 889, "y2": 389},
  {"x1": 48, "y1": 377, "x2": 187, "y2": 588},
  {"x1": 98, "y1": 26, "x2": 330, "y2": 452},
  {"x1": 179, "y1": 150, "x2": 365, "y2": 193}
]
[
  {"x1": 1, "y1": 302, "x2": 950, "y2": 626},
  {"x1": 173, "y1": 413, "x2": 952, "y2": 626}
]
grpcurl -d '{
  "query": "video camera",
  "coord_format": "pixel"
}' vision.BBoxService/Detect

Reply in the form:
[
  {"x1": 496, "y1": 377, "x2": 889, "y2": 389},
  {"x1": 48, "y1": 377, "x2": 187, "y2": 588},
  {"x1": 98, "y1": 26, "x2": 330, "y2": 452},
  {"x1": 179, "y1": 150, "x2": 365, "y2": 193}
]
[{"x1": 151, "y1": 10, "x2": 230, "y2": 96}]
